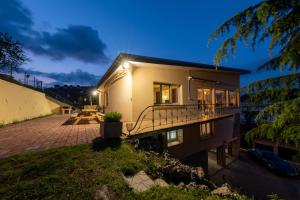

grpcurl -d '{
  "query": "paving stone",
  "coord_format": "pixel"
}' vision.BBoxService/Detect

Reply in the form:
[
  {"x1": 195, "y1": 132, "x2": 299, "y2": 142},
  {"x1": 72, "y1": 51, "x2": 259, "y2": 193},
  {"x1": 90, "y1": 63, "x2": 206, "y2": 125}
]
[
  {"x1": 124, "y1": 171, "x2": 169, "y2": 193},
  {"x1": 125, "y1": 171, "x2": 155, "y2": 192},
  {"x1": 0, "y1": 115, "x2": 100, "y2": 158},
  {"x1": 154, "y1": 178, "x2": 169, "y2": 187}
]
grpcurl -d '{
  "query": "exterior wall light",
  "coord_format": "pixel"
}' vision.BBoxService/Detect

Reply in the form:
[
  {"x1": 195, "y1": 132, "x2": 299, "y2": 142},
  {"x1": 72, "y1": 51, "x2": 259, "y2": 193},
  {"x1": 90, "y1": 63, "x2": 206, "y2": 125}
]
[
  {"x1": 122, "y1": 61, "x2": 130, "y2": 70},
  {"x1": 89, "y1": 90, "x2": 99, "y2": 105},
  {"x1": 92, "y1": 90, "x2": 98, "y2": 96}
]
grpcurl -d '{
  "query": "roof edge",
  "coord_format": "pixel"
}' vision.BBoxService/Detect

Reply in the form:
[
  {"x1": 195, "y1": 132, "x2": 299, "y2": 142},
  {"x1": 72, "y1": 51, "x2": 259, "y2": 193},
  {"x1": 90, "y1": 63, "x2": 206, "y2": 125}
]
[{"x1": 96, "y1": 53, "x2": 251, "y2": 88}]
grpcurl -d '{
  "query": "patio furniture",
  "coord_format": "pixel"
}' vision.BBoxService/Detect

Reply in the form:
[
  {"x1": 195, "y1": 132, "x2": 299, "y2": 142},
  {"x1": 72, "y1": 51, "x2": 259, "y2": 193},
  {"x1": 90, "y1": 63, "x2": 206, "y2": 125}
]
[
  {"x1": 61, "y1": 106, "x2": 72, "y2": 115},
  {"x1": 73, "y1": 105, "x2": 104, "y2": 125}
]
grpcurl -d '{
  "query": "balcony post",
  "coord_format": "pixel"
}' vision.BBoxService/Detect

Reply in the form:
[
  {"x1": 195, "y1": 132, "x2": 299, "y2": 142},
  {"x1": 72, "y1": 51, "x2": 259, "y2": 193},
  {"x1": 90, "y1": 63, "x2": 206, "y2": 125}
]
[
  {"x1": 185, "y1": 106, "x2": 187, "y2": 122},
  {"x1": 171, "y1": 109, "x2": 173, "y2": 125},
  {"x1": 159, "y1": 110, "x2": 161, "y2": 125},
  {"x1": 152, "y1": 107, "x2": 154, "y2": 130}
]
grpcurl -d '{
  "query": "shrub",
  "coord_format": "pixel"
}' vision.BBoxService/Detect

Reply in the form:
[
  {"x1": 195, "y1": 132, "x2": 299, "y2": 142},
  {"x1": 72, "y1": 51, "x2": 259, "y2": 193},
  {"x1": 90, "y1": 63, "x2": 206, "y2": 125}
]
[
  {"x1": 121, "y1": 165, "x2": 137, "y2": 176},
  {"x1": 104, "y1": 112, "x2": 122, "y2": 122},
  {"x1": 120, "y1": 159, "x2": 144, "y2": 176}
]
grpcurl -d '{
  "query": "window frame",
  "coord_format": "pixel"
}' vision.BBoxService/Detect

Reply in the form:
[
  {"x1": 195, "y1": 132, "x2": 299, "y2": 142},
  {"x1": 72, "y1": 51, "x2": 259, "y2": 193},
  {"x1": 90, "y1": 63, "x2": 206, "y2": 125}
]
[
  {"x1": 154, "y1": 82, "x2": 180, "y2": 105},
  {"x1": 166, "y1": 129, "x2": 183, "y2": 147},
  {"x1": 199, "y1": 122, "x2": 213, "y2": 138},
  {"x1": 104, "y1": 92, "x2": 109, "y2": 106},
  {"x1": 228, "y1": 90, "x2": 238, "y2": 107},
  {"x1": 215, "y1": 89, "x2": 226, "y2": 106}
]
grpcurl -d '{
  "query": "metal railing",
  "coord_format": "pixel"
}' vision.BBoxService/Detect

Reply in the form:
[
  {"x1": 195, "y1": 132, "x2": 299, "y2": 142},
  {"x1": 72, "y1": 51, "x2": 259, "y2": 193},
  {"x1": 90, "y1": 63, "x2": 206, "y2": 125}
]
[
  {"x1": 0, "y1": 71, "x2": 51, "y2": 90},
  {"x1": 0, "y1": 72, "x2": 75, "y2": 108},
  {"x1": 126, "y1": 104, "x2": 239, "y2": 135}
]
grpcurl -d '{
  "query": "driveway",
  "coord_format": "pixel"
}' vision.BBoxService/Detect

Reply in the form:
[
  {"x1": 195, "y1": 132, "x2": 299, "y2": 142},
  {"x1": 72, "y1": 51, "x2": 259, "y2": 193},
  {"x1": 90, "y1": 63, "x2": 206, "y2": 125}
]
[
  {"x1": 209, "y1": 151, "x2": 300, "y2": 200},
  {"x1": 0, "y1": 115, "x2": 100, "y2": 158}
]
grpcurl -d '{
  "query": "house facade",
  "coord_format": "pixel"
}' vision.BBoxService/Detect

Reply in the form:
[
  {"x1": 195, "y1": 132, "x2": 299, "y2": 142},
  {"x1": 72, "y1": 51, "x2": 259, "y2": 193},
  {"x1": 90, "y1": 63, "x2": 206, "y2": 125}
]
[{"x1": 97, "y1": 53, "x2": 249, "y2": 171}]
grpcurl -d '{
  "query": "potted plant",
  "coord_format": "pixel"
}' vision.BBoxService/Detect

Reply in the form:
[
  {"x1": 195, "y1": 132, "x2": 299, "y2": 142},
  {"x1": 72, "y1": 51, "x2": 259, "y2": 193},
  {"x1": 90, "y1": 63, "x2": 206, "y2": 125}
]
[{"x1": 101, "y1": 112, "x2": 122, "y2": 139}]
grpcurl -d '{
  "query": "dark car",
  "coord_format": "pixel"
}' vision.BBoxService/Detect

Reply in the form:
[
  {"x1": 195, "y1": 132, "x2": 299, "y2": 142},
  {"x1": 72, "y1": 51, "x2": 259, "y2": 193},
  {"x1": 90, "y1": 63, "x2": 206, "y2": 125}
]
[{"x1": 248, "y1": 149, "x2": 299, "y2": 177}]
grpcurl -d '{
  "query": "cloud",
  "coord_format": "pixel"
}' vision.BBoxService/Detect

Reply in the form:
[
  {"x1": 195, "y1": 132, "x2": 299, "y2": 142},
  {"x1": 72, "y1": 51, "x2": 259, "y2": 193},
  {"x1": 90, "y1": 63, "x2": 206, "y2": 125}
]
[
  {"x1": 36, "y1": 26, "x2": 108, "y2": 63},
  {"x1": 0, "y1": 0, "x2": 108, "y2": 64},
  {"x1": 25, "y1": 69, "x2": 101, "y2": 86}
]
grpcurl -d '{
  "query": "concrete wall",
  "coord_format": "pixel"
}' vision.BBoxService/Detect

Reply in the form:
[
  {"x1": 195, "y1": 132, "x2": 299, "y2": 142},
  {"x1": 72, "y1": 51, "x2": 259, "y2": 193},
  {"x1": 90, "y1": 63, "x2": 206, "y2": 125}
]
[
  {"x1": 46, "y1": 96, "x2": 67, "y2": 114},
  {"x1": 165, "y1": 116, "x2": 235, "y2": 159},
  {"x1": 101, "y1": 69, "x2": 133, "y2": 122},
  {"x1": 0, "y1": 79, "x2": 60, "y2": 124}
]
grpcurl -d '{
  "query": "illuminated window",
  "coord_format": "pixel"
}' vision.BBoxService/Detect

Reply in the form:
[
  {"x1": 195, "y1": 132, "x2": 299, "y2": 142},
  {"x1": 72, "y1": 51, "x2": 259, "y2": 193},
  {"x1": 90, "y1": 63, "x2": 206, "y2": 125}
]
[
  {"x1": 166, "y1": 129, "x2": 183, "y2": 147},
  {"x1": 197, "y1": 89, "x2": 212, "y2": 105},
  {"x1": 154, "y1": 83, "x2": 179, "y2": 104},
  {"x1": 197, "y1": 88, "x2": 213, "y2": 113},
  {"x1": 200, "y1": 122, "x2": 212, "y2": 137},
  {"x1": 162, "y1": 84, "x2": 170, "y2": 103},
  {"x1": 228, "y1": 90, "x2": 238, "y2": 106},
  {"x1": 215, "y1": 90, "x2": 226, "y2": 106}
]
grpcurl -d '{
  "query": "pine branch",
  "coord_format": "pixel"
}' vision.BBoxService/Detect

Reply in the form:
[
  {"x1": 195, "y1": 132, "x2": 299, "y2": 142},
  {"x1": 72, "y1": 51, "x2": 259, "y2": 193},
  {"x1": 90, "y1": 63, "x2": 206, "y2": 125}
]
[{"x1": 209, "y1": 0, "x2": 300, "y2": 70}]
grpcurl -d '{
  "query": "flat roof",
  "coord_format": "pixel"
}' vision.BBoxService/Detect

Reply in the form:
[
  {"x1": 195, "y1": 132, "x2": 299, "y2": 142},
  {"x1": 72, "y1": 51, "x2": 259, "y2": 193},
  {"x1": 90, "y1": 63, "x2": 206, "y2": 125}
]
[{"x1": 97, "y1": 53, "x2": 251, "y2": 87}]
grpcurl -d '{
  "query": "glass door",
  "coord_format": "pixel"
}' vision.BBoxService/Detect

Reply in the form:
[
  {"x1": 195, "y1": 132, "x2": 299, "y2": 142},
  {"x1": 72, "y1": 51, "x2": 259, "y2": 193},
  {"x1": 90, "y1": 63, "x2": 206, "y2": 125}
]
[{"x1": 197, "y1": 88, "x2": 212, "y2": 114}]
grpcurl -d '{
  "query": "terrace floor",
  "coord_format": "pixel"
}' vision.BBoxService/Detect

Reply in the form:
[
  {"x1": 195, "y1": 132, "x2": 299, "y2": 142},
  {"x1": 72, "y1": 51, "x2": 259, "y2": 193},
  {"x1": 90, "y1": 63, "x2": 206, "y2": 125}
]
[{"x1": 0, "y1": 115, "x2": 100, "y2": 158}]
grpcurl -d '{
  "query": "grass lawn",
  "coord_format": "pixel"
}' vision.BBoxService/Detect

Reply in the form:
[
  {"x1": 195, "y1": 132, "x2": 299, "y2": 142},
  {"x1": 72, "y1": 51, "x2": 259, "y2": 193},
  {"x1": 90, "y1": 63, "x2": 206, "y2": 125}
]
[{"x1": 0, "y1": 139, "x2": 248, "y2": 200}]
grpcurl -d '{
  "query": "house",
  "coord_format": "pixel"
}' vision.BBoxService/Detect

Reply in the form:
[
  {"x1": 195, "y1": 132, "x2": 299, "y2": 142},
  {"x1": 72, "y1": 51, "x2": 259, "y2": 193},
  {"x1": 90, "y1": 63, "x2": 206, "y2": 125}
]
[{"x1": 97, "y1": 53, "x2": 250, "y2": 171}]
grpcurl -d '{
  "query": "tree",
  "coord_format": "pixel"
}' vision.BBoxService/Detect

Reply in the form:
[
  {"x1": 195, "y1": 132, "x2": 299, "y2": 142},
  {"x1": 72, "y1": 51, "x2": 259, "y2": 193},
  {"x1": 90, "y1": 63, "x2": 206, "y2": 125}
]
[
  {"x1": 209, "y1": 0, "x2": 300, "y2": 71},
  {"x1": 245, "y1": 98, "x2": 300, "y2": 146},
  {"x1": 209, "y1": 0, "x2": 300, "y2": 159},
  {"x1": 0, "y1": 32, "x2": 27, "y2": 76},
  {"x1": 241, "y1": 73, "x2": 300, "y2": 105}
]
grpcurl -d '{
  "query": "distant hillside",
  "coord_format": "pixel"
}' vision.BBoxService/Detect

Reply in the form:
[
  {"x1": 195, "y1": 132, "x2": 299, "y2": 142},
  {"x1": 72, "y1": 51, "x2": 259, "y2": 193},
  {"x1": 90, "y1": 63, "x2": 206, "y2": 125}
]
[{"x1": 45, "y1": 85, "x2": 99, "y2": 108}]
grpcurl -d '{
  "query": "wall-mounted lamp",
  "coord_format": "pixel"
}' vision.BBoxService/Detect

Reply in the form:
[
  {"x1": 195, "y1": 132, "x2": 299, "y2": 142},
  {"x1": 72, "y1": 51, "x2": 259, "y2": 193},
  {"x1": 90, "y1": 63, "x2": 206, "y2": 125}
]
[
  {"x1": 92, "y1": 90, "x2": 98, "y2": 96},
  {"x1": 122, "y1": 61, "x2": 130, "y2": 70}
]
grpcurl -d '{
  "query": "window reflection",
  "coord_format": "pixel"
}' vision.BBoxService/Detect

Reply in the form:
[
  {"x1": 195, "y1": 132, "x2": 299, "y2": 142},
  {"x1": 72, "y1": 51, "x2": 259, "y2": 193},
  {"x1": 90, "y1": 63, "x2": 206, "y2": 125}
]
[
  {"x1": 166, "y1": 129, "x2": 183, "y2": 147},
  {"x1": 215, "y1": 90, "x2": 226, "y2": 106}
]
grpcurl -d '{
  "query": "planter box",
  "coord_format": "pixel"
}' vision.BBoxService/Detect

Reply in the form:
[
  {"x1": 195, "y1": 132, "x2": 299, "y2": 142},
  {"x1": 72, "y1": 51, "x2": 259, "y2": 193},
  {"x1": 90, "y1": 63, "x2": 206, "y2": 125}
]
[{"x1": 100, "y1": 121, "x2": 122, "y2": 139}]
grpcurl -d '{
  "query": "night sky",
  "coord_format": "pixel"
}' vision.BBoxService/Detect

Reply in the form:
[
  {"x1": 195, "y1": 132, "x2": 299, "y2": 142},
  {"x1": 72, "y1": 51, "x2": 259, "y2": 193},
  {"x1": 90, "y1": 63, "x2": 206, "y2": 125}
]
[{"x1": 0, "y1": 0, "x2": 293, "y2": 86}]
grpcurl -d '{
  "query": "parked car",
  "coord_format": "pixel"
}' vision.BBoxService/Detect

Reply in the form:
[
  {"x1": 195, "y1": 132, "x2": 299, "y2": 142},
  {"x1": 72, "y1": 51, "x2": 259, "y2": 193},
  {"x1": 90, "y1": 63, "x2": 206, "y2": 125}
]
[{"x1": 248, "y1": 149, "x2": 299, "y2": 177}]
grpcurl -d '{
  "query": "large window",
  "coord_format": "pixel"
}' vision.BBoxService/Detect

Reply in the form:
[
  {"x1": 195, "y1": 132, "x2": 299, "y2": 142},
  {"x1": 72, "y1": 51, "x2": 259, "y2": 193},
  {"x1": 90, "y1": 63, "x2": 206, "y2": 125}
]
[
  {"x1": 200, "y1": 122, "x2": 212, "y2": 137},
  {"x1": 154, "y1": 83, "x2": 179, "y2": 104},
  {"x1": 228, "y1": 90, "x2": 238, "y2": 106},
  {"x1": 197, "y1": 89, "x2": 212, "y2": 105},
  {"x1": 197, "y1": 88, "x2": 212, "y2": 113},
  {"x1": 215, "y1": 90, "x2": 226, "y2": 106},
  {"x1": 166, "y1": 129, "x2": 183, "y2": 147}
]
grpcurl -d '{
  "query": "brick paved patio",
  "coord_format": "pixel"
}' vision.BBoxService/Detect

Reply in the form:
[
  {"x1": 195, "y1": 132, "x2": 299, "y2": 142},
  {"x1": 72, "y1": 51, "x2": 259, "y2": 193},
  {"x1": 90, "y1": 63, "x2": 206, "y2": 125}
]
[{"x1": 0, "y1": 115, "x2": 100, "y2": 158}]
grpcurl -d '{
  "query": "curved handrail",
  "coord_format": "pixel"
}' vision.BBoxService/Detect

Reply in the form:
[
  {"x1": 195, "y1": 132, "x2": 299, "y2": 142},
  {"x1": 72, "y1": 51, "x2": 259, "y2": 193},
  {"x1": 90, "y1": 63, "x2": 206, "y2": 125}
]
[
  {"x1": 128, "y1": 104, "x2": 195, "y2": 134},
  {"x1": 127, "y1": 103, "x2": 238, "y2": 136},
  {"x1": 128, "y1": 105, "x2": 154, "y2": 135}
]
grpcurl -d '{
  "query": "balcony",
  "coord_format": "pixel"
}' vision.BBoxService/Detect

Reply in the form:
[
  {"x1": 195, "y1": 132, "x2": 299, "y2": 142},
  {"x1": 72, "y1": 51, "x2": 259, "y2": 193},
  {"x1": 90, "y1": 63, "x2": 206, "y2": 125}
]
[{"x1": 124, "y1": 104, "x2": 239, "y2": 136}]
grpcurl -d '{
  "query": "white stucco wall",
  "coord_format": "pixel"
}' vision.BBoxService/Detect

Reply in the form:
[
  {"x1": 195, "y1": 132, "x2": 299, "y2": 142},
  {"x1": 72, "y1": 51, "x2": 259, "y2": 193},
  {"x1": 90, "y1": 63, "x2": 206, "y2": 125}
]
[
  {"x1": 101, "y1": 69, "x2": 133, "y2": 122},
  {"x1": 98, "y1": 62, "x2": 241, "y2": 123}
]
